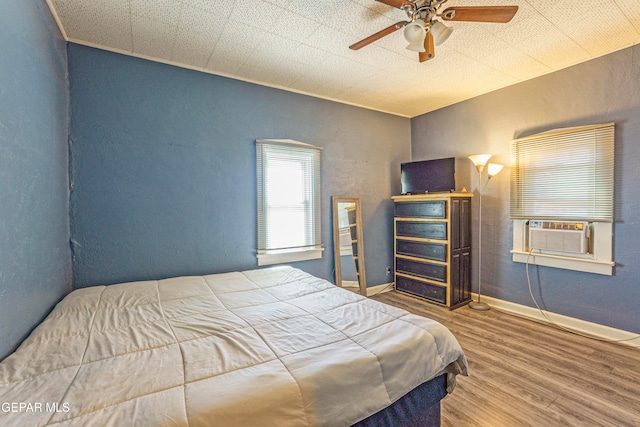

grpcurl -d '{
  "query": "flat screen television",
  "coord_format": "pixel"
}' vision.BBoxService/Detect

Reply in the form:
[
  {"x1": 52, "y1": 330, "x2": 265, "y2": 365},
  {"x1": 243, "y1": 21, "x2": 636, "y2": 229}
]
[{"x1": 401, "y1": 157, "x2": 455, "y2": 194}]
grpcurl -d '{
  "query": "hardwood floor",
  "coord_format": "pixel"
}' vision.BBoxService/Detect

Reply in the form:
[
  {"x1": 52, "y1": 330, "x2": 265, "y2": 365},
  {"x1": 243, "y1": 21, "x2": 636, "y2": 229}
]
[{"x1": 372, "y1": 291, "x2": 640, "y2": 427}]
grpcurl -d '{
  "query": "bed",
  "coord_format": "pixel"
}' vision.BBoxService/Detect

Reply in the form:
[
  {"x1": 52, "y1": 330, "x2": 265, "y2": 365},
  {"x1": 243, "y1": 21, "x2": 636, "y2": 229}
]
[{"x1": 0, "y1": 266, "x2": 467, "y2": 426}]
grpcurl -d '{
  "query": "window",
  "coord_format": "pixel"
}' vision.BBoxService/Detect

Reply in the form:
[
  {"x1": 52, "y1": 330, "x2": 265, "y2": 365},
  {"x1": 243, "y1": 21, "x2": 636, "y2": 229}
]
[
  {"x1": 256, "y1": 139, "x2": 322, "y2": 266},
  {"x1": 510, "y1": 123, "x2": 615, "y2": 275}
]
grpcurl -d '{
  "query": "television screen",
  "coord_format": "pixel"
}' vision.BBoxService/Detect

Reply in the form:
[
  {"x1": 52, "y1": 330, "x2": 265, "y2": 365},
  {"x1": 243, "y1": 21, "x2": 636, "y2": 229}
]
[{"x1": 401, "y1": 157, "x2": 455, "y2": 194}]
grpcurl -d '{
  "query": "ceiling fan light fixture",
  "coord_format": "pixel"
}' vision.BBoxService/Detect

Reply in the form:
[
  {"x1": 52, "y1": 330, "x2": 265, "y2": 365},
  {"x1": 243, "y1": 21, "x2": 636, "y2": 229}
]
[
  {"x1": 430, "y1": 20, "x2": 453, "y2": 46},
  {"x1": 403, "y1": 20, "x2": 426, "y2": 52},
  {"x1": 349, "y1": 2, "x2": 519, "y2": 62}
]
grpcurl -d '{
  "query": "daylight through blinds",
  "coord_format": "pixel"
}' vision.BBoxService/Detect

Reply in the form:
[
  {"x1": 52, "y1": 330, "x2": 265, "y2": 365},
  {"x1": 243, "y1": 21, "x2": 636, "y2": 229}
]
[
  {"x1": 510, "y1": 123, "x2": 614, "y2": 221},
  {"x1": 256, "y1": 139, "x2": 322, "y2": 253}
]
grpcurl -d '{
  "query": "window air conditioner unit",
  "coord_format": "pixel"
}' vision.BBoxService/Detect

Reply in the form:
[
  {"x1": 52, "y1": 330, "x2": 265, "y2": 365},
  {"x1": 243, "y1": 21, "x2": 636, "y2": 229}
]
[{"x1": 528, "y1": 221, "x2": 589, "y2": 254}]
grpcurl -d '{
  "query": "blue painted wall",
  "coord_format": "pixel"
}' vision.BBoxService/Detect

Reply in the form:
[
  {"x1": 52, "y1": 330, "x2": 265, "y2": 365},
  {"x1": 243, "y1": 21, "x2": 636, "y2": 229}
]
[
  {"x1": 4, "y1": 1, "x2": 636, "y2": 359},
  {"x1": 68, "y1": 45, "x2": 410, "y2": 289},
  {"x1": 411, "y1": 45, "x2": 640, "y2": 333},
  {"x1": 0, "y1": 0, "x2": 71, "y2": 360}
]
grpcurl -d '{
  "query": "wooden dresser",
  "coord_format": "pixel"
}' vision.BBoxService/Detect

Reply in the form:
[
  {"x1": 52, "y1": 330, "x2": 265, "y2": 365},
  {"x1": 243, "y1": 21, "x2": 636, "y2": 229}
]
[{"x1": 392, "y1": 193, "x2": 473, "y2": 309}]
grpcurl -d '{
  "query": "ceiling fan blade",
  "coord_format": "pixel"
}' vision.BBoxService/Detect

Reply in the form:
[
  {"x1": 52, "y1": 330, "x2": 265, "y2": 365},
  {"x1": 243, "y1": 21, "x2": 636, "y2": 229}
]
[
  {"x1": 375, "y1": 0, "x2": 414, "y2": 10},
  {"x1": 349, "y1": 21, "x2": 406, "y2": 50},
  {"x1": 419, "y1": 32, "x2": 435, "y2": 62},
  {"x1": 441, "y1": 6, "x2": 518, "y2": 23}
]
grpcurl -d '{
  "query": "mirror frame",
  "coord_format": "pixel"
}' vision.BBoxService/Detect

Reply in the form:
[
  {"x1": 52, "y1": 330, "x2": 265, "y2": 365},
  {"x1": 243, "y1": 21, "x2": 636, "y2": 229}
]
[{"x1": 332, "y1": 196, "x2": 367, "y2": 296}]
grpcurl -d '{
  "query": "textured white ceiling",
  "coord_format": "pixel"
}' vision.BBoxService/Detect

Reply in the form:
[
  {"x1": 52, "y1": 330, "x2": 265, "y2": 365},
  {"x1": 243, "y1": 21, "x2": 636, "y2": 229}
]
[{"x1": 46, "y1": 0, "x2": 640, "y2": 117}]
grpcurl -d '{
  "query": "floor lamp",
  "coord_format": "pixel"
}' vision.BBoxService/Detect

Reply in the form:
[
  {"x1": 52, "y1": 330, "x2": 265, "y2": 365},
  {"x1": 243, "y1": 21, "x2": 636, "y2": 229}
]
[{"x1": 468, "y1": 155, "x2": 504, "y2": 311}]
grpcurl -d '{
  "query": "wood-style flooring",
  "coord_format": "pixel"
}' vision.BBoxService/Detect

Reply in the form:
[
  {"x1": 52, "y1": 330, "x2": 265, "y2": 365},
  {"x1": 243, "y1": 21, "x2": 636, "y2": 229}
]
[{"x1": 372, "y1": 291, "x2": 640, "y2": 427}]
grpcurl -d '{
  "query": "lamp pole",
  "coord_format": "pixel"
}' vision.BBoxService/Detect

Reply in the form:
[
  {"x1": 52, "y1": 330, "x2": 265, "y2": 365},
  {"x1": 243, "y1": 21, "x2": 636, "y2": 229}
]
[
  {"x1": 467, "y1": 156, "x2": 503, "y2": 311},
  {"x1": 469, "y1": 168, "x2": 490, "y2": 311}
]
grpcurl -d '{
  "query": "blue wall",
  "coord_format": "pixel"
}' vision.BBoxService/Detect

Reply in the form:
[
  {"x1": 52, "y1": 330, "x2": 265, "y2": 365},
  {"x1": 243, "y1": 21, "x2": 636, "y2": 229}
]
[
  {"x1": 2, "y1": 1, "x2": 636, "y2": 360},
  {"x1": 411, "y1": 45, "x2": 640, "y2": 333},
  {"x1": 68, "y1": 44, "x2": 410, "y2": 289},
  {"x1": 0, "y1": 0, "x2": 71, "y2": 360}
]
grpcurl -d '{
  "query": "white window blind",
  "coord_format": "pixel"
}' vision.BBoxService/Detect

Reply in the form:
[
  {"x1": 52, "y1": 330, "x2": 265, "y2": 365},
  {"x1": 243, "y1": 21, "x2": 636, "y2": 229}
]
[
  {"x1": 256, "y1": 139, "x2": 322, "y2": 265},
  {"x1": 510, "y1": 123, "x2": 615, "y2": 221}
]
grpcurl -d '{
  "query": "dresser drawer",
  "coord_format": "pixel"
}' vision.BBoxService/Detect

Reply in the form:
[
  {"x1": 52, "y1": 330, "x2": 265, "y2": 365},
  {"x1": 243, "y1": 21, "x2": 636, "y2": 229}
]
[
  {"x1": 396, "y1": 240, "x2": 447, "y2": 261},
  {"x1": 396, "y1": 275, "x2": 446, "y2": 304},
  {"x1": 395, "y1": 201, "x2": 446, "y2": 218},
  {"x1": 396, "y1": 221, "x2": 447, "y2": 240},
  {"x1": 396, "y1": 258, "x2": 447, "y2": 282}
]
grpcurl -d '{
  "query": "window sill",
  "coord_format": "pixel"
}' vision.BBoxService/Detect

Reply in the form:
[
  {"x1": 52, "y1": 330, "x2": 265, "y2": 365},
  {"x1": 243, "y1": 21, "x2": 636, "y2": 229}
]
[
  {"x1": 512, "y1": 219, "x2": 614, "y2": 275},
  {"x1": 257, "y1": 248, "x2": 324, "y2": 266},
  {"x1": 511, "y1": 250, "x2": 614, "y2": 276}
]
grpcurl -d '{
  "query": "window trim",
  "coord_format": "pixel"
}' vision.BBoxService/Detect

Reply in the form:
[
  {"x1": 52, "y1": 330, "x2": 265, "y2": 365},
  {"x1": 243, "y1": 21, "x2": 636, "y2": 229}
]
[
  {"x1": 511, "y1": 220, "x2": 614, "y2": 275},
  {"x1": 257, "y1": 247, "x2": 324, "y2": 267},
  {"x1": 256, "y1": 139, "x2": 323, "y2": 266},
  {"x1": 509, "y1": 123, "x2": 615, "y2": 275}
]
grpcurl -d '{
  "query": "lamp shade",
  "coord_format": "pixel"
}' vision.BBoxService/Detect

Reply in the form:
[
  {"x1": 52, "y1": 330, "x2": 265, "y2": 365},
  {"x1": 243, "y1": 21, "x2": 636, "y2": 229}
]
[
  {"x1": 487, "y1": 163, "x2": 504, "y2": 177},
  {"x1": 430, "y1": 21, "x2": 453, "y2": 46},
  {"x1": 468, "y1": 154, "x2": 492, "y2": 172},
  {"x1": 404, "y1": 20, "x2": 426, "y2": 52}
]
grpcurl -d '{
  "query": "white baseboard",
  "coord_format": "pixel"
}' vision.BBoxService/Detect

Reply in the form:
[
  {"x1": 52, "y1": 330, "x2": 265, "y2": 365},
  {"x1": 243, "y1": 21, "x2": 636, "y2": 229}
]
[
  {"x1": 366, "y1": 282, "x2": 394, "y2": 297},
  {"x1": 473, "y1": 293, "x2": 640, "y2": 349}
]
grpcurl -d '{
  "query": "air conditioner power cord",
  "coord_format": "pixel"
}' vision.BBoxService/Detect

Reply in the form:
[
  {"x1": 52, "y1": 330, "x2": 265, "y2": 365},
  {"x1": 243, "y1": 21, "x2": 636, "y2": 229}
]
[{"x1": 526, "y1": 249, "x2": 640, "y2": 347}]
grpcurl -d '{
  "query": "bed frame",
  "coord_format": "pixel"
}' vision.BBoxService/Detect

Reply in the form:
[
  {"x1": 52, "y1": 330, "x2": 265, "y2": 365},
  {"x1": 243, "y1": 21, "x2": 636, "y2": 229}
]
[{"x1": 353, "y1": 374, "x2": 446, "y2": 426}]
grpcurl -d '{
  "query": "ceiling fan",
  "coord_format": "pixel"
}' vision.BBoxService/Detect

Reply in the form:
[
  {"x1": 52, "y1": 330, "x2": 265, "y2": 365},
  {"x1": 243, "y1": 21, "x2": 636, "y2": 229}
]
[{"x1": 350, "y1": 0, "x2": 518, "y2": 62}]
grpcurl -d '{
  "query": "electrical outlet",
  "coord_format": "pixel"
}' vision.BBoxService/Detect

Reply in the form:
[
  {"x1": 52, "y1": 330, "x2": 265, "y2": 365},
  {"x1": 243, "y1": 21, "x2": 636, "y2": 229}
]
[{"x1": 386, "y1": 266, "x2": 392, "y2": 275}]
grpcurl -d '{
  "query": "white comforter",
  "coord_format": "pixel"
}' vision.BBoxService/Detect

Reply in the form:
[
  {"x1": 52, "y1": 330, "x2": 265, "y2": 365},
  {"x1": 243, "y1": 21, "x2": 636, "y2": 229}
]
[{"x1": 0, "y1": 267, "x2": 467, "y2": 426}]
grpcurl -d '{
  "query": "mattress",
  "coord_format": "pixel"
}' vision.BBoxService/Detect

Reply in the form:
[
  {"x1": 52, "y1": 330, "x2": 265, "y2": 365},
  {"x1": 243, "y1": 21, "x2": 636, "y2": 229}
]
[{"x1": 0, "y1": 266, "x2": 467, "y2": 426}]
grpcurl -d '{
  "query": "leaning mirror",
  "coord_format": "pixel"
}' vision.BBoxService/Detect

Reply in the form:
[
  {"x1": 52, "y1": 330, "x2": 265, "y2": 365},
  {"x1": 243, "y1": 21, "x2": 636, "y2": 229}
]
[{"x1": 332, "y1": 196, "x2": 367, "y2": 295}]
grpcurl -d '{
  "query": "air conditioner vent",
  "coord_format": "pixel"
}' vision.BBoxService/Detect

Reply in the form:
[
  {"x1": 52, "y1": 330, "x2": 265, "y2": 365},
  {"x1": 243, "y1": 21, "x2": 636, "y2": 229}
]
[{"x1": 528, "y1": 221, "x2": 589, "y2": 254}]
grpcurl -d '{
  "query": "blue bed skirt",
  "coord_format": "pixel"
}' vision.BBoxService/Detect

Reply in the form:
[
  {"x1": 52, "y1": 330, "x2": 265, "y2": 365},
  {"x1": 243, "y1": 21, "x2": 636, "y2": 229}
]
[{"x1": 352, "y1": 374, "x2": 447, "y2": 427}]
